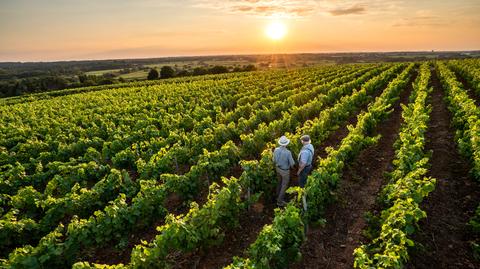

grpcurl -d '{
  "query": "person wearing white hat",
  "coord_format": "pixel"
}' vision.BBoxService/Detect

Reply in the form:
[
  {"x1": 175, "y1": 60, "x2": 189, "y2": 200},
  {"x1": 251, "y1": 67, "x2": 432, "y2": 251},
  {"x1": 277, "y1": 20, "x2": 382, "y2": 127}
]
[{"x1": 273, "y1": 135, "x2": 295, "y2": 207}]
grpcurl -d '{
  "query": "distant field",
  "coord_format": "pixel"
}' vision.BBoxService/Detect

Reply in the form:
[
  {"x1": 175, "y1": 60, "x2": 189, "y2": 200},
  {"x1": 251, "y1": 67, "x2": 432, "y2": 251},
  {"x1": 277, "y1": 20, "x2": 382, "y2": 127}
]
[
  {"x1": 144, "y1": 60, "x2": 253, "y2": 69},
  {"x1": 117, "y1": 70, "x2": 148, "y2": 80},
  {"x1": 84, "y1": 68, "x2": 123, "y2": 75},
  {"x1": 87, "y1": 58, "x2": 335, "y2": 81},
  {"x1": 85, "y1": 68, "x2": 148, "y2": 80}
]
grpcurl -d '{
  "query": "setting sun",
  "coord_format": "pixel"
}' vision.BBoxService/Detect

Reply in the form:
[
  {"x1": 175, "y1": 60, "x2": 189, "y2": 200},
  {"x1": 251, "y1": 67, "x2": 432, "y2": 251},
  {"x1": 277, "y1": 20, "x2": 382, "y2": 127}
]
[
  {"x1": 1, "y1": 1, "x2": 480, "y2": 268},
  {"x1": 265, "y1": 21, "x2": 287, "y2": 40}
]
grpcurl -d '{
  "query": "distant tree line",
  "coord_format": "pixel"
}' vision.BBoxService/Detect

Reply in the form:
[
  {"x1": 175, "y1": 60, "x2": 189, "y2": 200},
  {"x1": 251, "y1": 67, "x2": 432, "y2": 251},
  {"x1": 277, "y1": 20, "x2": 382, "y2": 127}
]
[
  {"x1": 0, "y1": 73, "x2": 122, "y2": 98},
  {"x1": 147, "y1": 64, "x2": 256, "y2": 80},
  {"x1": 0, "y1": 63, "x2": 257, "y2": 98}
]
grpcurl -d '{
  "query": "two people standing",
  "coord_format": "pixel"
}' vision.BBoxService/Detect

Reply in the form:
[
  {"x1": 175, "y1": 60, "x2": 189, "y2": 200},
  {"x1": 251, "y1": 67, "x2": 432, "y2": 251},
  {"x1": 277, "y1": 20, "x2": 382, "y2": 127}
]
[{"x1": 273, "y1": 135, "x2": 314, "y2": 207}]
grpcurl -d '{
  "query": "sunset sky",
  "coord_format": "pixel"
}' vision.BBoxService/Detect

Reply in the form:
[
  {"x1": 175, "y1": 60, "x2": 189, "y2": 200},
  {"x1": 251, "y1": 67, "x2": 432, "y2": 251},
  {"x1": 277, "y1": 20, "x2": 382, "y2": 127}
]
[{"x1": 1, "y1": 0, "x2": 479, "y2": 62}]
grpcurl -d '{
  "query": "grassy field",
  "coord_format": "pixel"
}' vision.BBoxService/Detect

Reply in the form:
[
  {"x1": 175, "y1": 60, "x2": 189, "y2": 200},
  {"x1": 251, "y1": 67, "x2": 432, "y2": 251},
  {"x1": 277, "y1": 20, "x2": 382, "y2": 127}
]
[
  {"x1": 117, "y1": 70, "x2": 148, "y2": 80},
  {"x1": 85, "y1": 69, "x2": 123, "y2": 76}
]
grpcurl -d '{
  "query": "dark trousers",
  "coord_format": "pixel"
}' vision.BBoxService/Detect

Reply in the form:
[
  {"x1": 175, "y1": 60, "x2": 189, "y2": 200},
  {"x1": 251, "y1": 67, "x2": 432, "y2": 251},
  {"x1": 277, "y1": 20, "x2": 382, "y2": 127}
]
[{"x1": 299, "y1": 165, "x2": 312, "y2": 188}]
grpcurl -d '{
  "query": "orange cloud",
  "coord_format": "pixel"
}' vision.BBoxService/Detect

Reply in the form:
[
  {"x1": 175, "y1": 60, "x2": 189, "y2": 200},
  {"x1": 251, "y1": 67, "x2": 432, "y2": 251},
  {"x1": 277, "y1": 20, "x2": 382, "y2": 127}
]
[
  {"x1": 329, "y1": 5, "x2": 365, "y2": 16},
  {"x1": 195, "y1": 0, "x2": 318, "y2": 18}
]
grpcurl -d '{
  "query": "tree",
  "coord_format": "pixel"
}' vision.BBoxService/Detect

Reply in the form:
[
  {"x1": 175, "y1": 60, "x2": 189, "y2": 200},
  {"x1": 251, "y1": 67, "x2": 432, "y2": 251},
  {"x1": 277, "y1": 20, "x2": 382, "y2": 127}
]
[
  {"x1": 243, "y1": 64, "x2": 256, "y2": 71},
  {"x1": 209, "y1": 65, "x2": 229, "y2": 74},
  {"x1": 78, "y1": 74, "x2": 88, "y2": 83},
  {"x1": 147, "y1": 68, "x2": 159, "y2": 80},
  {"x1": 193, "y1": 67, "x2": 207, "y2": 76},
  {"x1": 176, "y1": 69, "x2": 190, "y2": 77},
  {"x1": 160, "y1": 66, "x2": 175, "y2": 79}
]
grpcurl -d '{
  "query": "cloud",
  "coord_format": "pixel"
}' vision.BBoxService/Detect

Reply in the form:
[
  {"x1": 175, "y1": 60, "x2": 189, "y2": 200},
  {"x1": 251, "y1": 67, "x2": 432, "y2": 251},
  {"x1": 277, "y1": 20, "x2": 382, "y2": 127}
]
[
  {"x1": 194, "y1": 0, "x2": 319, "y2": 18},
  {"x1": 193, "y1": 0, "x2": 405, "y2": 18},
  {"x1": 328, "y1": 5, "x2": 365, "y2": 16}
]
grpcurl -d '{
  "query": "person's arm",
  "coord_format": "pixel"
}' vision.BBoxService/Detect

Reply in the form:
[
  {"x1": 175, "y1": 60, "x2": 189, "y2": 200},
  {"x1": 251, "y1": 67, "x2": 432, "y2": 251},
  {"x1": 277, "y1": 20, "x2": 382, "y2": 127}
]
[
  {"x1": 297, "y1": 163, "x2": 306, "y2": 175},
  {"x1": 297, "y1": 151, "x2": 306, "y2": 175}
]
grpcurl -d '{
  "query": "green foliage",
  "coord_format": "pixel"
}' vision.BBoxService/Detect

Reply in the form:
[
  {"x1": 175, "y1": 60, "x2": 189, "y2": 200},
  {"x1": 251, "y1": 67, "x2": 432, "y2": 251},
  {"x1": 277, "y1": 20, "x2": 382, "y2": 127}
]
[
  {"x1": 469, "y1": 205, "x2": 480, "y2": 260},
  {"x1": 147, "y1": 68, "x2": 159, "y2": 80},
  {"x1": 0, "y1": 62, "x2": 424, "y2": 269},
  {"x1": 130, "y1": 176, "x2": 245, "y2": 268},
  {"x1": 73, "y1": 262, "x2": 128, "y2": 269},
  {"x1": 224, "y1": 63, "x2": 408, "y2": 269},
  {"x1": 436, "y1": 61, "x2": 480, "y2": 180},
  {"x1": 305, "y1": 63, "x2": 414, "y2": 222},
  {"x1": 104, "y1": 63, "x2": 395, "y2": 269},
  {"x1": 239, "y1": 146, "x2": 277, "y2": 197},
  {"x1": 354, "y1": 199, "x2": 425, "y2": 269},
  {"x1": 159, "y1": 66, "x2": 175, "y2": 79},
  {"x1": 448, "y1": 59, "x2": 480, "y2": 96},
  {"x1": 436, "y1": 61, "x2": 480, "y2": 260},
  {"x1": 227, "y1": 205, "x2": 304, "y2": 269},
  {"x1": 353, "y1": 62, "x2": 435, "y2": 268}
]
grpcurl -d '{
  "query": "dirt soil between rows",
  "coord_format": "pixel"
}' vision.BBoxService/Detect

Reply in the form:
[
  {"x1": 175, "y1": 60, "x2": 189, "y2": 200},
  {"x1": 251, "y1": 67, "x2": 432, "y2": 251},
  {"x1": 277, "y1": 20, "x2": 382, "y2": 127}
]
[
  {"x1": 405, "y1": 67, "x2": 480, "y2": 269},
  {"x1": 169, "y1": 202, "x2": 276, "y2": 269},
  {"x1": 451, "y1": 67, "x2": 480, "y2": 107},
  {"x1": 77, "y1": 87, "x2": 343, "y2": 265},
  {"x1": 81, "y1": 165, "x2": 241, "y2": 265},
  {"x1": 184, "y1": 69, "x2": 410, "y2": 269},
  {"x1": 291, "y1": 70, "x2": 415, "y2": 269},
  {"x1": 160, "y1": 69, "x2": 392, "y2": 269}
]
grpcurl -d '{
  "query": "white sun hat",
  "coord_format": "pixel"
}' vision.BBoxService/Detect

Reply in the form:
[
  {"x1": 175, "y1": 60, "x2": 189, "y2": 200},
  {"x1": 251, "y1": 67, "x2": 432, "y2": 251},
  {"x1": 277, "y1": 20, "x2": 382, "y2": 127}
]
[{"x1": 278, "y1": 135, "x2": 290, "y2": 146}]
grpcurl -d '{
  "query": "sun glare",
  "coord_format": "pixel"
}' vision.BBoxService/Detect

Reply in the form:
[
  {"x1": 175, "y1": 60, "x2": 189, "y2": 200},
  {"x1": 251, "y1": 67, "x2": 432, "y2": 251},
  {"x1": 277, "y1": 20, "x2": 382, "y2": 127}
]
[{"x1": 265, "y1": 21, "x2": 287, "y2": 40}]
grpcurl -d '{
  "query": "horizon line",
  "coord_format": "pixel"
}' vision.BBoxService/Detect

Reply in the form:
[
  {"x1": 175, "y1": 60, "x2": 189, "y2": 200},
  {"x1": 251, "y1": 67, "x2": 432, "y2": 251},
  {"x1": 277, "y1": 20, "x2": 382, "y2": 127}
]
[{"x1": 1, "y1": 49, "x2": 479, "y2": 64}]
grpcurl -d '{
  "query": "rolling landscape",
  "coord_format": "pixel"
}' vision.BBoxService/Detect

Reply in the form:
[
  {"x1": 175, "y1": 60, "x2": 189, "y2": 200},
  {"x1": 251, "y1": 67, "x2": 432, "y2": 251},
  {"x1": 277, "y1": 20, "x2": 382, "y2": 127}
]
[{"x1": 1, "y1": 1, "x2": 480, "y2": 268}]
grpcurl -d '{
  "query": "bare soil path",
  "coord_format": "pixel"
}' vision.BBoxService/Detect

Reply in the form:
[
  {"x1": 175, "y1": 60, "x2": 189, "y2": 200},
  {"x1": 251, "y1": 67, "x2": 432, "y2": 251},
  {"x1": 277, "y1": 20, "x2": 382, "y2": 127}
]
[
  {"x1": 405, "y1": 67, "x2": 480, "y2": 269},
  {"x1": 450, "y1": 67, "x2": 480, "y2": 106},
  {"x1": 291, "y1": 71, "x2": 415, "y2": 269},
  {"x1": 176, "y1": 69, "x2": 412, "y2": 269}
]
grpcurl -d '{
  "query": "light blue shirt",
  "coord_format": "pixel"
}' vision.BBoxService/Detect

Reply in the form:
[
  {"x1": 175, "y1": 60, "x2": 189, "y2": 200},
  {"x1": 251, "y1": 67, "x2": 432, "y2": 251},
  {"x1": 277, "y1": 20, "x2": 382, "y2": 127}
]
[
  {"x1": 273, "y1": 146, "x2": 295, "y2": 170},
  {"x1": 298, "y1": 143, "x2": 314, "y2": 166}
]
